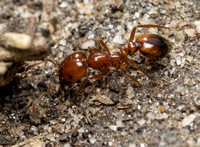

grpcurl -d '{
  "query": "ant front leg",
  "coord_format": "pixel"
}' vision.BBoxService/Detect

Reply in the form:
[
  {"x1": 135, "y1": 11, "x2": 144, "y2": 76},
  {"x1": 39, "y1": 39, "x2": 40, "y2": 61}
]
[
  {"x1": 123, "y1": 55, "x2": 166, "y2": 85},
  {"x1": 24, "y1": 59, "x2": 59, "y2": 106},
  {"x1": 123, "y1": 55, "x2": 155, "y2": 82},
  {"x1": 129, "y1": 24, "x2": 170, "y2": 42},
  {"x1": 120, "y1": 68, "x2": 162, "y2": 93},
  {"x1": 24, "y1": 59, "x2": 59, "y2": 73}
]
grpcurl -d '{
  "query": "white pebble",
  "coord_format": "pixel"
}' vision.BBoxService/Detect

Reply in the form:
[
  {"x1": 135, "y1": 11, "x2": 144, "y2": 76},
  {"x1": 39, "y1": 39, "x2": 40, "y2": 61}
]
[
  {"x1": 185, "y1": 28, "x2": 196, "y2": 37},
  {"x1": 156, "y1": 113, "x2": 169, "y2": 119},
  {"x1": 187, "y1": 137, "x2": 195, "y2": 147},
  {"x1": 0, "y1": 62, "x2": 7, "y2": 75},
  {"x1": 137, "y1": 119, "x2": 146, "y2": 126},
  {"x1": 89, "y1": 137, "x2": 96, "y2": 144},
  {"x1": 135, "y1": 12, "x2": 140, "y2": 18},
  {"x1": 59, "y1": 39, "x2": 66, "y2": 46},
  {"x1": 81, "y1": 40, "x2": 95, "y2": 49},
  {"x1": 186, "y1": 55, "x2": 193, "y2": 62},
  {"x1": 197, "y1": 136, "x2": 200, "y2": 144},
  {"x1": 88, "y1": 34, "x2": 94, "y2": 39},
  {"x1": 113, "y1": 35, "x2": 124, "y2": 44},
  {"x1": 109, "y1": 125, "x2": 117, "y2": 131},
  {"x1": 108, "y1": 141, "x2": 113, "y2": 146},
  {"x1": 1, "y1": 32, "x2": 31, "y2": 50},
  {"x1": 181, "y1": 113, "x2": 196, "y2": 127},
  {"x1": 137, "y1": 105, "x2": 141, "y2": 110},
  {"x1": 64, "y1": 143, "x2": 71, "y2": 147},
  {"x1": 129, "y1": 143, "x2": 136, "y2": 147},
  {"x1": 59, "y1": 2, "x2": 68, "y2": 8},
  {"x1": 194, "y1": 21, "x2": 200, "y2": 33},
  {"x1": 116, "y1": 119, "x2": 125, "y2": 128},
  {"x1": 126, "y1": 86, "x2": 133, "y2": 95},
  {"x1": 175, "y1": 56, "x2": 182, "y2": 65}
]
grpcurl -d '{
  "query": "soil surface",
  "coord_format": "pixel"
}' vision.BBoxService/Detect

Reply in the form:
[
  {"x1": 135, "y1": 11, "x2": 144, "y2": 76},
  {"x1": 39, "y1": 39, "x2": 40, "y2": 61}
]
[{"x1": 0, "y1": 0, "x2": 200, "y2": 146}]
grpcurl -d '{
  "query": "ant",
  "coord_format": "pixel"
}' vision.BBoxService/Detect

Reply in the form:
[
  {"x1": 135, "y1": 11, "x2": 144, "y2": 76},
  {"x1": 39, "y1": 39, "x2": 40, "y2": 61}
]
[{"x1": 25, "y1": 24, "x2": 174, "y2": 101}]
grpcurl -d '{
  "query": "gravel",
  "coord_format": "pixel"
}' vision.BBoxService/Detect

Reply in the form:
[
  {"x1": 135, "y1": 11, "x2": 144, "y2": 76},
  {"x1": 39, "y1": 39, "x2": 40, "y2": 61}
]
[{"x1": 0, "y1": 0, "x2": 200, "y2": 146}]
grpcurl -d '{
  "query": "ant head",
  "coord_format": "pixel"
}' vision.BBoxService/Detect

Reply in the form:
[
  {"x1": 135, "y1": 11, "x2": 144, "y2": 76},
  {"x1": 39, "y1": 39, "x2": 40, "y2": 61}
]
[{"x1": 128, "y1": 42, "x2": 139, "y2": 55}]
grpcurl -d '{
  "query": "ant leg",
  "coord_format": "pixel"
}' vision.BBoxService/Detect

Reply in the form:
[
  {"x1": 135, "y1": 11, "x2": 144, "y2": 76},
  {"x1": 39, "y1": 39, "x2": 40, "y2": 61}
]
[
  {"x1": 129, "y1": 24, "x2": 170, "y2": 42},
  {"x1": 24, "y1": 59, "x2": 59, "y2": 107},
  {"x1": 98, "y1": 40, "x2": 111, "y2": 54},
  {"x1": 88, "y1": 47, "x2": 102, "y2": 53},
  {"x1": 31, "y1": 73, "x2": 59, "y2": 108},
  {"x1": 37, "y1": 74, "x2": 57, "y2": 99},
  {"x1": 120, "y1": 68, "x2": 162, "y2": 93},
  {"x1": 24, "y1": 59, "x2": 59, "y2": 73},
  {"x1": 129, "y1": 21, "x2": 183, "y2": 42},
  {"x1": 123, "y1": 55, "x2": 155, "y2": 81},
  {"x1": 75, "y1": 68, "x2": 110, "y2": 99},
  {"x1": 123, "y1": 55, "x2": 166, "y2": 85}
]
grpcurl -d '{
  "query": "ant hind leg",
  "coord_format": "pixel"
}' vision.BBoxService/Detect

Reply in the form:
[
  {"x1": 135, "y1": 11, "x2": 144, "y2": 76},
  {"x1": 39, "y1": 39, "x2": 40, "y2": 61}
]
[
  {"x1": 129, "y1": 24, "x2": 170, "y2": 42},
  {"x1": 129, "y1": 21, "x2": 183, "y2": 42}
]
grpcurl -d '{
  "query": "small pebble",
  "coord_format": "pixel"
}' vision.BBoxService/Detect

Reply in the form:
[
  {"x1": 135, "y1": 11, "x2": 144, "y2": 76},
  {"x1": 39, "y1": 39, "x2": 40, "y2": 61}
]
[
  {"x1": 137, "y1": 119, "x2": 146, "y2": 126},
  {"x1": 81, "y1": 40, "x2": 95, "y2": 49},
  {"x1": 113, "y1": 34, "x2": 124, "y2": 44},
  {"x1": 116, "y1": 119, "x2": 125, "y2": 128},
  {"x1": 0, "y1": 62, "x2": 7, "y2": 75},
  {"x1": 181, "y1": 113, "x2": 196, "y2": 127},
  {"x1": 158, "y1": 106, "x2": 166, "y2": 113},
  {"x1": 194, "y1": 21, "x2": 200, "y2": 33},
  {"x1": 186, "y1": 55, "x2": 193, "y2": 62},
  {"x1": 187, "y1": 137, "x2": 195, "y2": 147},
  {"x1": 90, "y1": 94, "x2": 114, "y2": 105},
  {"x1": 167, "y1": 94, "x2": 174, "y2": 99},
  {"x1": 59, "y1": 39, "x2": 67, "y2": 46},
  {"x1": 141, "y1": 107, "x2": 147, "y2": 113},
  {"x1": 129, "y1": 143, "x2": 136, "y2": 147},
  {"x1": 89, "y1": 137, "x2": 96, "y2": 144},
  {"x1": 184, "y1": 28, "x2": 196, "y2": 37},
  {"x1": 108, "y1": 141, "x2": 113, "y2": 146},
  {"x1": 64, "y1": 143, "x2": 71, "y2": 147},
  {"x1": 59, "y1": 2, "x2": 68, "y2": 8},
  {"x1": 175, "y1": 56, "x2": 182, "y2": 65},
  {"x1": 156, "y1": 113, "x2": 168, "y2": 119},
  {"x1": 109, "y1": 125, "x2": 117, "y2": 131}
]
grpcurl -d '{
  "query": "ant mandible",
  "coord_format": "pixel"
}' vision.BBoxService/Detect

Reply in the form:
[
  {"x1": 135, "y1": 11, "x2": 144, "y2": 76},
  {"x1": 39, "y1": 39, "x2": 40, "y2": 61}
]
[{"x1": 26, "y1": 24, "x2": 171, "y2": 99}]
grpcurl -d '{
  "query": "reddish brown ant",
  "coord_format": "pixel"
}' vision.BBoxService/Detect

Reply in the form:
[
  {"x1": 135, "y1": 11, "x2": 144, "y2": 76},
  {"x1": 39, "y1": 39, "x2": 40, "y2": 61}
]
[{"x1": 25, "y1": 24, "x2": 173, "y2": 100}]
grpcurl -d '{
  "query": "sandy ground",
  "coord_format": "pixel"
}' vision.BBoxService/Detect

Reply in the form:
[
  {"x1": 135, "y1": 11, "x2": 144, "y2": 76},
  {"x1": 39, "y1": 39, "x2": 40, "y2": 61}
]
[{"x1": 0, "y1": 0, "x2": 200, "y2": 146}]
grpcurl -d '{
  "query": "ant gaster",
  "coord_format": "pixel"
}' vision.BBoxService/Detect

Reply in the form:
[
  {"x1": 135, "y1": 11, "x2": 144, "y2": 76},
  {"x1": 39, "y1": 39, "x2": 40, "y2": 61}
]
[{"x1": 27, "y1": 24, "x2": 171, "y2": 99}]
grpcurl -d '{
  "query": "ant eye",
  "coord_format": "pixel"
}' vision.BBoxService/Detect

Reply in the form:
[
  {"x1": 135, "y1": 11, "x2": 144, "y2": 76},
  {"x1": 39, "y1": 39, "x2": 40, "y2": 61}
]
[{"x1": 69, "y1": 74, "x2": 73, "y2": 79}]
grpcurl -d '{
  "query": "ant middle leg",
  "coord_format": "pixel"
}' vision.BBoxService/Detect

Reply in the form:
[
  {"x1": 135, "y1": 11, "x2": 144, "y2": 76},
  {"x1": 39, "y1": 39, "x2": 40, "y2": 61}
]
[
  {"x1": 88, "y1": 47, "x2": 102, "y2": 53},
  {"x1": 75, "y1": 68, "x2": 110, "y2": 100},
  {"x1": 88, "y1": 40, "x2": 111, "y2": 54},
  {"x1": 98, "y1": 40, "x2": 111, "y2": 54}
]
